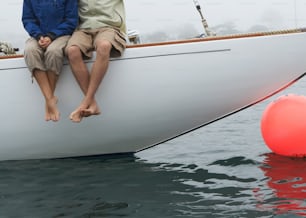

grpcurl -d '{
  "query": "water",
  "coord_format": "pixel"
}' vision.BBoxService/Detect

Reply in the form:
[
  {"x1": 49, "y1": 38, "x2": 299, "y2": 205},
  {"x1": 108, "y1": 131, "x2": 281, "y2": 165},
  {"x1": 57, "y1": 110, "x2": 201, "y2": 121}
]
[{"x1": 0, "y1": 78, "x2": 306, "y2": 218}]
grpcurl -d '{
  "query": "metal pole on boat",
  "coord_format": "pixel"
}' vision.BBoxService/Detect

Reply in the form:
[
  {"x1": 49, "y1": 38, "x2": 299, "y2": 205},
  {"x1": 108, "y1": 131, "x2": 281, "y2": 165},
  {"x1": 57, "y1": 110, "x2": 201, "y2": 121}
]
[
  {"x1": 193, "y1": 0, "x2": 215, "y2": 36},
  {"x1": 294, "y1": 0, "x2": 297, "y2": 28}
]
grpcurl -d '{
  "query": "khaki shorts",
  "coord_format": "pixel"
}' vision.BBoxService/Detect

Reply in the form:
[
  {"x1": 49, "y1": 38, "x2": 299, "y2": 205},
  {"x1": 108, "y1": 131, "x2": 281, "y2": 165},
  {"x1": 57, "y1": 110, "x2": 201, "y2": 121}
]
[
  {"x1": 24, "y1": 35, "x2": 70, "y2": 76},
  {"x1": 66, "y1": 27, "x2": 126, "y2": 59}
]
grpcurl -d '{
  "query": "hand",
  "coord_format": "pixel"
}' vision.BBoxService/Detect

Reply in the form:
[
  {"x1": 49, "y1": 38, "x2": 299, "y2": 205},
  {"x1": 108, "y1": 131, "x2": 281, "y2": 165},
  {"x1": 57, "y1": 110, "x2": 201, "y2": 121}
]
[{"x1": 38, "y1": 36, "x2": 52, "y2": 49}]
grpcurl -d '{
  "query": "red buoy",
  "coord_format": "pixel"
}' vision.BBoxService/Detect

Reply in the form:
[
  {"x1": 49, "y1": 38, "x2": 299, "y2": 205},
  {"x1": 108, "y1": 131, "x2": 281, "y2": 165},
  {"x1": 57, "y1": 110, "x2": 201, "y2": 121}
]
[{"x1": 261, "y1": 94, "x2": 306, "y2": 157}]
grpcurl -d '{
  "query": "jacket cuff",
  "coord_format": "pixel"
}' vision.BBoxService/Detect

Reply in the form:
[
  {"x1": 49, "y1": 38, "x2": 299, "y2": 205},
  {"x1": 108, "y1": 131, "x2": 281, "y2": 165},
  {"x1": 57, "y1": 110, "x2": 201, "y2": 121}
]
[
  {"x1": 35, "y1": 34, "x2": 43, "y2": 41},
  {"x1": 46, "y1": 32, "x2": 56, "y2": 41}
]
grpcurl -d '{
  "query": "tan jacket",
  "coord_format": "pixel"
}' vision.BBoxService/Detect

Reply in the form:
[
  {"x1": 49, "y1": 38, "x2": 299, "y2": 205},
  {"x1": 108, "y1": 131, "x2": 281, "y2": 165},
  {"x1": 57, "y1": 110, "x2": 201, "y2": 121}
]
[{"x1": 78, "y1": 0, "x2": 126, "y2": 34}]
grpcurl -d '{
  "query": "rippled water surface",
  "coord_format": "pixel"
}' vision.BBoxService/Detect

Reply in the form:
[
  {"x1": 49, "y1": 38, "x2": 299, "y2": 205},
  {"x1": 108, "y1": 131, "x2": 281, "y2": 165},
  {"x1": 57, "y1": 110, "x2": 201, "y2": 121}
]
[{"x1": 1, "y1": 78, "x2": 306, "y2": 218}]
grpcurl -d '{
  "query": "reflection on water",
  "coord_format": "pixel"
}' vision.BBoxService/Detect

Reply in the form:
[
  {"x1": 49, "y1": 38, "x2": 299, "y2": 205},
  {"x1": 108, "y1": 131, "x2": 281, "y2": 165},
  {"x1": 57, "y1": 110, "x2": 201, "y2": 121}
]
[
  {"x1": 0, "y1": 153, "x2": 305, "y2": 217},
  {"x1": 259, "y1": 153, "x2": 306, "y2": 217}
]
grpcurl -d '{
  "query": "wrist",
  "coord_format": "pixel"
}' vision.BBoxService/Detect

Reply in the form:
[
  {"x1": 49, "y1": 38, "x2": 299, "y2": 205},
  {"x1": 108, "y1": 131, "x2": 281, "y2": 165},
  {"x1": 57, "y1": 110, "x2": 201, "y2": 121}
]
[
  {"x1": 45, "y1": 32, "x2": 56, "y2": 41},
  {"x1": 35, "y1": 34, "x2": 43, "y2": 41}
]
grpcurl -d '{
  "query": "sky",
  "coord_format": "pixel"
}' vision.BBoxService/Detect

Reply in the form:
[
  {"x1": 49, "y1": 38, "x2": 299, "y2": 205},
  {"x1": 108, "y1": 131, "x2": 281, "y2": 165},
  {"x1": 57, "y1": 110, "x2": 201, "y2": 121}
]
[{"x1": 2, "y1": 0, "x2": 306, "y2": 50}]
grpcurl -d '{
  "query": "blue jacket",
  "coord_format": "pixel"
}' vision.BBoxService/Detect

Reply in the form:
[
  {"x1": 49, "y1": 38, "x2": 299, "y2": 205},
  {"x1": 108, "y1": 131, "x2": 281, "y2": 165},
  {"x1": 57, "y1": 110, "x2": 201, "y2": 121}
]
[{"x1": 22, "y1": 0, "x2": 78, "y2": 40}]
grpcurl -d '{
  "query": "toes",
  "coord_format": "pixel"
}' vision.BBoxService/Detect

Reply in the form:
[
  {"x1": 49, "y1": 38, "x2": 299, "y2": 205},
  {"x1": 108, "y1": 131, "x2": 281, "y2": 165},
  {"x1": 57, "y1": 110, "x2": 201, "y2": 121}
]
[
  {"x1": 70, "y1": 110, "x2": 83, "y2": 123},
  {"x1": 51, "y1": 114, "x2": 60, "y2": 122}
]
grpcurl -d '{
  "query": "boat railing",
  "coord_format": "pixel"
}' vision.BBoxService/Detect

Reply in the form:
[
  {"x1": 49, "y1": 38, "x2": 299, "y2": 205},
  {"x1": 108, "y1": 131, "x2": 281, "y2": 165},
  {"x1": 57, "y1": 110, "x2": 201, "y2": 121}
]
[{"x1": 126, "y1": 28, "x2": 305, "y2": 48}]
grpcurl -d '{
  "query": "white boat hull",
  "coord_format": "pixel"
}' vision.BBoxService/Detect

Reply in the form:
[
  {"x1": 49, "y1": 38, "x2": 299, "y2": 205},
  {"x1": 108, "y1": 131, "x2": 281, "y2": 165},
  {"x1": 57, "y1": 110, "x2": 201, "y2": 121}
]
[{"x1": 1, "y1": 30, "x2": 306, "y2": 161}]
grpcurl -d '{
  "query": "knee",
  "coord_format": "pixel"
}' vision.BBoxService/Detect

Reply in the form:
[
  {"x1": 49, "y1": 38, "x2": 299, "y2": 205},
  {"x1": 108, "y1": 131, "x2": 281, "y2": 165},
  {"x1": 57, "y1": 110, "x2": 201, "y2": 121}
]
[
  {"x1": 96, "y1": 40, "x2": 112, "y2": 57},
  {"x1": 66, "y1": 45, "x2": 82, "y2": 60},
  {"x1": 45, "y1": 46, "x2": 62, "y2": 58},
  {"x1": 24, "y1": 43, "x2": 41, "y2": 56}
]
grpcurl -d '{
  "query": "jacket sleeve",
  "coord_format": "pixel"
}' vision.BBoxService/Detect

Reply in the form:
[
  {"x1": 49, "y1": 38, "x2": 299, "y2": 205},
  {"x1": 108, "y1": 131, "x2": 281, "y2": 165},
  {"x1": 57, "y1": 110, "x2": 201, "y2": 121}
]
[
  {"x1": 22, "y1": 0, "x2": 43, "y2": 40},
  {"x1": 48, "y1": 0, "x2": 78, "y2": 39}
]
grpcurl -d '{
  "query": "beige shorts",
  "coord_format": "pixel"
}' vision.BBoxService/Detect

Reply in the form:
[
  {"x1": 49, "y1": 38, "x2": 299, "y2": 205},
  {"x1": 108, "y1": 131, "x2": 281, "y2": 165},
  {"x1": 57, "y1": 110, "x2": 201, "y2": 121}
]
[
  {"x1": 24, "y1": 35, "x2": 70, "y2": 75},
  {"x1": 66, "y1": 27, "x2": 126, "y2": 59}
]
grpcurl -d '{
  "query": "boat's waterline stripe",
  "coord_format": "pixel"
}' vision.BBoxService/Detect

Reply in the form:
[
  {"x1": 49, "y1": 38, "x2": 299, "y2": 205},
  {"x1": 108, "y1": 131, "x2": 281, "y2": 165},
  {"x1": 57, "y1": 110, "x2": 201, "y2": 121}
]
[
  {"x1": 0, "y1": 48, "x2": 230, "y2": 71},
  {"x1": 0, "y1": 66, "x2": 26, "y2": 71},
  {"x1": 112, "y1": 48, "x2": 231, "y2": 62}
]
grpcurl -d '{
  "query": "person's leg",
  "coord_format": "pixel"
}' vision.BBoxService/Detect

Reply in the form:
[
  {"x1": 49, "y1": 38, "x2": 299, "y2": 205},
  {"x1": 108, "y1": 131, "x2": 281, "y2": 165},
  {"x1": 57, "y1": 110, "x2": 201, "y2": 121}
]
[
  {"x1": 65, "y1": 31, "x2": 99, "y2": 122},
  {"x1": 42, "y1": 35, "x2": 71, "y2": 121},
  {"x1": 24, "y1": 38, "x2": 59, "y2": 121},
  {"x1": 33, "y1": 70, "x2": 59, "y2": 121},
  {"x1": 67, "y1": 40, "x2": 110, "y2": 122},
  {"x1": 47, "y1": 70, "x2": 58, "y2": 93},
  {"x1": 81, "y1": 28, "x2": 126, "y2": 117},
  {"x1": 79, "y1": 39, "x2": 111, "y2": 116},
  {"x1": 66, "y1": 45, "x2": 90, "y2": 94},
  {"x1": 67, "y1": 28, "x2": 125, "y2": 123},
  {"x1": 46, "y1": 71, "x2": 60, "y2": 121}
]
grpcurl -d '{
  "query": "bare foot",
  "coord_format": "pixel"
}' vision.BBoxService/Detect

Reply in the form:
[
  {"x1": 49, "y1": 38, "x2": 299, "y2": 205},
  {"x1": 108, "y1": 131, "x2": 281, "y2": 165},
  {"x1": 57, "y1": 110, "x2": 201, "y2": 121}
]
[
  {"x1": 82, "y1": 101, "x2": 101, "y2": 117},
  {"x1": 45, "y1": 96, "x2": 60, "y2": 122},
  {"x1": 69, "y1": 107, "x2": 85, "y2": 123},
  {"x1": 70, "y1": 100, "x2": 101, "y2": 123}
]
